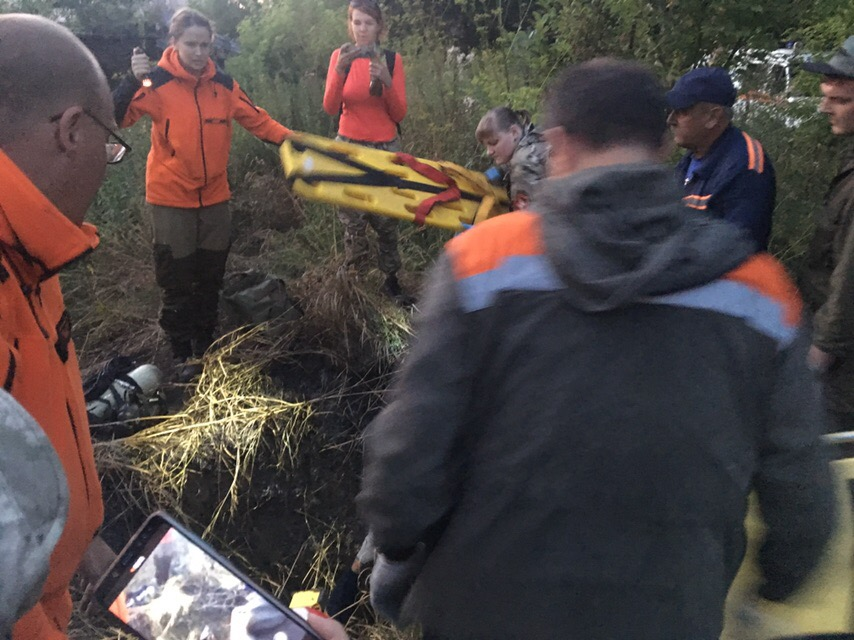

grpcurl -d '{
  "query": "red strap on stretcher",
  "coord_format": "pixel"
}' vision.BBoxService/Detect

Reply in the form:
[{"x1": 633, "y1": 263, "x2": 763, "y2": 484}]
[{"x1": 393, "y1": 153, "x2": 461, "y2": 226}]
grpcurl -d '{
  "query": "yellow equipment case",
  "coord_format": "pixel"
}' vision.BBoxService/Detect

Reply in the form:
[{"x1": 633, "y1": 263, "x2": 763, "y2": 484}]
[{"x1": 279, "y1": 132, "x2": 509, "y2": 232}]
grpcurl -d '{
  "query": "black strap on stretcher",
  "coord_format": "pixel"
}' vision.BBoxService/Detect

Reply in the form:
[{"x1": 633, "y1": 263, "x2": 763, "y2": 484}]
[{"x1": 289, "y1": 139, "x2": 485, "y2": 205}]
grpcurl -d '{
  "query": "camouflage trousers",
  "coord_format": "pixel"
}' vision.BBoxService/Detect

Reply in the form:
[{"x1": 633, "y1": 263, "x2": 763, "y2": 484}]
[
  {"x1": 150, "y1": 203, "x2": 231, "y2": 360},
  {"x1": 336, "y1": 136, "x2": 402, "y2": 276}
]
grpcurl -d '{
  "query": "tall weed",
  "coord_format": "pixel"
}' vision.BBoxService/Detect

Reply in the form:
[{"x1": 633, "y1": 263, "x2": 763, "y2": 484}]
[{"x1": 735, "y1": 100, "x2": 840, "y2": 270}]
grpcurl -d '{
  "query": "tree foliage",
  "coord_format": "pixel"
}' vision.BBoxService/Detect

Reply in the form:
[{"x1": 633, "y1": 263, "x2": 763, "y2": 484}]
[
  {"x1": 799, "y1": 0, "x2": 854, "y2": 52},
  {"x1": 4, "y1": 0, "x2": 850, "y2": 261}
]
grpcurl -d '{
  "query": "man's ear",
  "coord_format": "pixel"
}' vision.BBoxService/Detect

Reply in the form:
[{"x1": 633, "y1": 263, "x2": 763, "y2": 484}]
[
  {"x1": 543, "y1": 126, "x2": 578, "y2": 178},
  {"x1": 705, "y1": 105, "x2": 724, "y2": 129},
  {"x1": 54, "y1": 106, "x2": 84, "y2": 153}
]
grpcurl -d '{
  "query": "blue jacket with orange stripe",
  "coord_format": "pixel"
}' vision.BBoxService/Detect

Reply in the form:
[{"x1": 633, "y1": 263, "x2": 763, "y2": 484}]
[
  {"x1": 359, "y1": 163, "x2": 834, "y2": 640},
  {"x1": 676, "y1": 125, "x2": 775, "y2": 251}
]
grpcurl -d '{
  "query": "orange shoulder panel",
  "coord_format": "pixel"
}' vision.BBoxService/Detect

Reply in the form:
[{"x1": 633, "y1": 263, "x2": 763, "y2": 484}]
[
  {"x1": 446, "y1": 211, "x2": 544, "y2": 280},
  {"x1": 741, "y1": 131, "x2": 765, "y2": 174},
  {"x1": 724, "y1": 254, "x2": 802, "y2": 326}
]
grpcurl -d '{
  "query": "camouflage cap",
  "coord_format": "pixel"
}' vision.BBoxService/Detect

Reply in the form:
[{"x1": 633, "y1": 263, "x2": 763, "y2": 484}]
[
  {"x1": 802, "y1": 36, "x2": 854, "y2": 80},
  {"x1": 0, "y1": 389, "x2": 68, "y2": 636}
]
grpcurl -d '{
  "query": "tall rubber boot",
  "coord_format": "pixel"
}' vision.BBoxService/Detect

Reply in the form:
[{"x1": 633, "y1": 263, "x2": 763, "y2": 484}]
[
  {"x1": 154, "y1": 244, "x2": 196, "y2": 361},
  {"x1": 193, "y1": 247, "x2": 229, "y2": 357}
]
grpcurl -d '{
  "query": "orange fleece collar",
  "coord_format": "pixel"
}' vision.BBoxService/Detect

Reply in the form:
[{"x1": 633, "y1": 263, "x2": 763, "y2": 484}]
[{"x1": 0, "y1": 149, "x2": 99, "y2": 283}]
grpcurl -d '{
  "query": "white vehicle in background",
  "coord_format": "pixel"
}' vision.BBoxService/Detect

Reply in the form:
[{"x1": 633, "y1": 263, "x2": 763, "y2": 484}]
[{"x1": 727, "y1": 45, "x2": 821, "y2": 127}]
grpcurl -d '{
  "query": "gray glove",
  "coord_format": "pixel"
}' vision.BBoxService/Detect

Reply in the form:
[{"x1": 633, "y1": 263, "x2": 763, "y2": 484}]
[
  {"x1": 369, "y1": 544, "x2": 427, "y2": 624},
  {"x1": 355, "y1": 531, "x2": 376, "y2": 569}
]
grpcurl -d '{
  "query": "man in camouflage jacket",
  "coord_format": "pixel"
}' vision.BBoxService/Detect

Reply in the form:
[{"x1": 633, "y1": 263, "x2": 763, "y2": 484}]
[{"x1": 505, "y1": 124, "x2": 549, "y2": 210}]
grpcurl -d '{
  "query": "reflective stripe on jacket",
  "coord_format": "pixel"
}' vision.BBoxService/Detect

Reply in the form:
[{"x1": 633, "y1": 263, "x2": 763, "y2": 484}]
[{"x1": 676, "y1": 125, "x2": 776, "y2": 251}]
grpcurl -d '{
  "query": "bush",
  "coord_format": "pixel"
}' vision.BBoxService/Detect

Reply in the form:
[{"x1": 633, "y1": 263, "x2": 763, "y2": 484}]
[{"x1": 734, "y1": 99, "x2": 840, "y2": 270}]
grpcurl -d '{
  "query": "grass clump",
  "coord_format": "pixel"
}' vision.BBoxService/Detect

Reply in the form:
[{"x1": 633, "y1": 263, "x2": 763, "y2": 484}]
[
  {"x1": 94, "y1": 328, "x2": 314, "y2": 534},
  {"x1": 290, "y1": 264, "x2": 413, "y2": 371}
]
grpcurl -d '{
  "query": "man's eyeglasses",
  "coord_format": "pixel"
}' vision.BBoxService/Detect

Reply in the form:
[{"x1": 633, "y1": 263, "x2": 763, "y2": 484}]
[{"x1": 49, "y1": 109, "x2": 132, "y2": 164}]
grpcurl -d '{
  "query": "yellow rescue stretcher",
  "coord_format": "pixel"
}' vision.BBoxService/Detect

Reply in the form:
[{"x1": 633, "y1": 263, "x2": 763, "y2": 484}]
[
  {"x1": 279, "y1": 132, "x2": 509, "y2": 232},
  {"x1": 721, "y1": 435, "x2": 854, "y2": 639}
]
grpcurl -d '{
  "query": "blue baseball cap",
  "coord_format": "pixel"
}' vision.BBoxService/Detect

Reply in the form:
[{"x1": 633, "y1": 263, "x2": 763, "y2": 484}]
[{"x1": 666, "y1": 67, "x2": 737, "y2": 110}]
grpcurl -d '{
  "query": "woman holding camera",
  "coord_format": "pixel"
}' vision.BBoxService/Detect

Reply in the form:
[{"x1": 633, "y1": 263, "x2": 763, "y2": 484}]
[
  {"x1": 113, "y1": 8, "x2": 290, "y2": 376},
  {"x1": 322, "y1": 0, "x2": 408, "y2": 300}
]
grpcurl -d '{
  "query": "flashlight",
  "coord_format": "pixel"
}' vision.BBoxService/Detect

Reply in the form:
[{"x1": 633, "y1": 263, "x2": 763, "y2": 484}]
[{"x1": 133, "y1": 47, "x2": 153, "y2": 88}]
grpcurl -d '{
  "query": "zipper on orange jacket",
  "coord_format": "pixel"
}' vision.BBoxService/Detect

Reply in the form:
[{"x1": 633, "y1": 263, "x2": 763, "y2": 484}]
[
  {"x1": 66, "y1": 401, "x2": 92, "y2": 506},
  {"x1": 193, "y1": 78, "x2": 209, "y2": 207}
]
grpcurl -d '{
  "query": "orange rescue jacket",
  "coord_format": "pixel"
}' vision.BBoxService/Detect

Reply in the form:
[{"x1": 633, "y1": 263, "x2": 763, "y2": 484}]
[
  {"x1": 323, "y1": 48, "x2": 407, "y2": 143},
  {"x1": 0, "y1": 150, "x2": 104, "y2": 640},
  {"x1": 114, "y1": 47, "x2": 291, "y2": 208}
]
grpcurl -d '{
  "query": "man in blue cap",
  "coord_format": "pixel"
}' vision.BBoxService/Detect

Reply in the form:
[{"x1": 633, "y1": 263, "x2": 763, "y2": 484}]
[
  {"x1": 667, "y1": 66, "x2": 776, "y2": 251},
  {"x1": 799, "y1": 36, "x2": 854, "y2": 431}
]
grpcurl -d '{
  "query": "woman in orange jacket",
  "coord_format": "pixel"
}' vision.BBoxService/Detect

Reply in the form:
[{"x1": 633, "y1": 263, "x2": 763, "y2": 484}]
[
  {"x1": 323, "y1": 0, "x2": 409, "y2": 301},
  {"x1": 113, "y1": 8, "x2": 290, "y2": 375}
]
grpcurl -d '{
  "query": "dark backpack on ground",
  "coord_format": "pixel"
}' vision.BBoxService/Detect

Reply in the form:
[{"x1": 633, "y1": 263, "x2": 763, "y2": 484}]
[
  {"x1": 221, "y1": 270, "x2": 301, "y2": 336},
  {"x1": 83, "y1": 356, "x2": 136, "y2": 402}
]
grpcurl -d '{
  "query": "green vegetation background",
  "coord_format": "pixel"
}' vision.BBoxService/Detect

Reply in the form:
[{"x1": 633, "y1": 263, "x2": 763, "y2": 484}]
[{"x1": 12, "y1": 0, "x2": 849, "y2": 283}]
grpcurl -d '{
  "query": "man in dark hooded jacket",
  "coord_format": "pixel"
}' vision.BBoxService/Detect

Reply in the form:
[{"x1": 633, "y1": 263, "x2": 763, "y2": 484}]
[{"x1": 358, "y1": 59, "x2": 835, "y2": 640}]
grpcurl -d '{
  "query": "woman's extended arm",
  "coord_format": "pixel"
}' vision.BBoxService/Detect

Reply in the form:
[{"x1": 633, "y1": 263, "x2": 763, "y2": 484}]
[
  {"x1": 232, "y1": 80, "x2": 291, "y2": 144},
  {"x1": 113, "y1": 50, "x2": 161, "y2": 128}
]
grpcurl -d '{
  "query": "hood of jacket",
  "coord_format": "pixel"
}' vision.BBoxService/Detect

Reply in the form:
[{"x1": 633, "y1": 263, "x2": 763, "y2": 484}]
[
  {"x1": 534, "y1": 162, "x2": 754, "y2": 312},
  {"x1": 157, "y1": 45, "x2": 216, "y2": 83}
]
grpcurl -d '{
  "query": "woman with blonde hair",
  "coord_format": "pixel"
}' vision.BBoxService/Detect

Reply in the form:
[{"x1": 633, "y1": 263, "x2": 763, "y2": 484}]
[{"x1": 476, "y1": 106, "x2": 549, "y2": 211}]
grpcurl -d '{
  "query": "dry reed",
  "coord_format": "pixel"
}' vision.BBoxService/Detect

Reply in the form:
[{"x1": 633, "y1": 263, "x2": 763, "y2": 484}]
[{"x1": 94, "y1": 327, "x2": 314, "y2": 534}]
